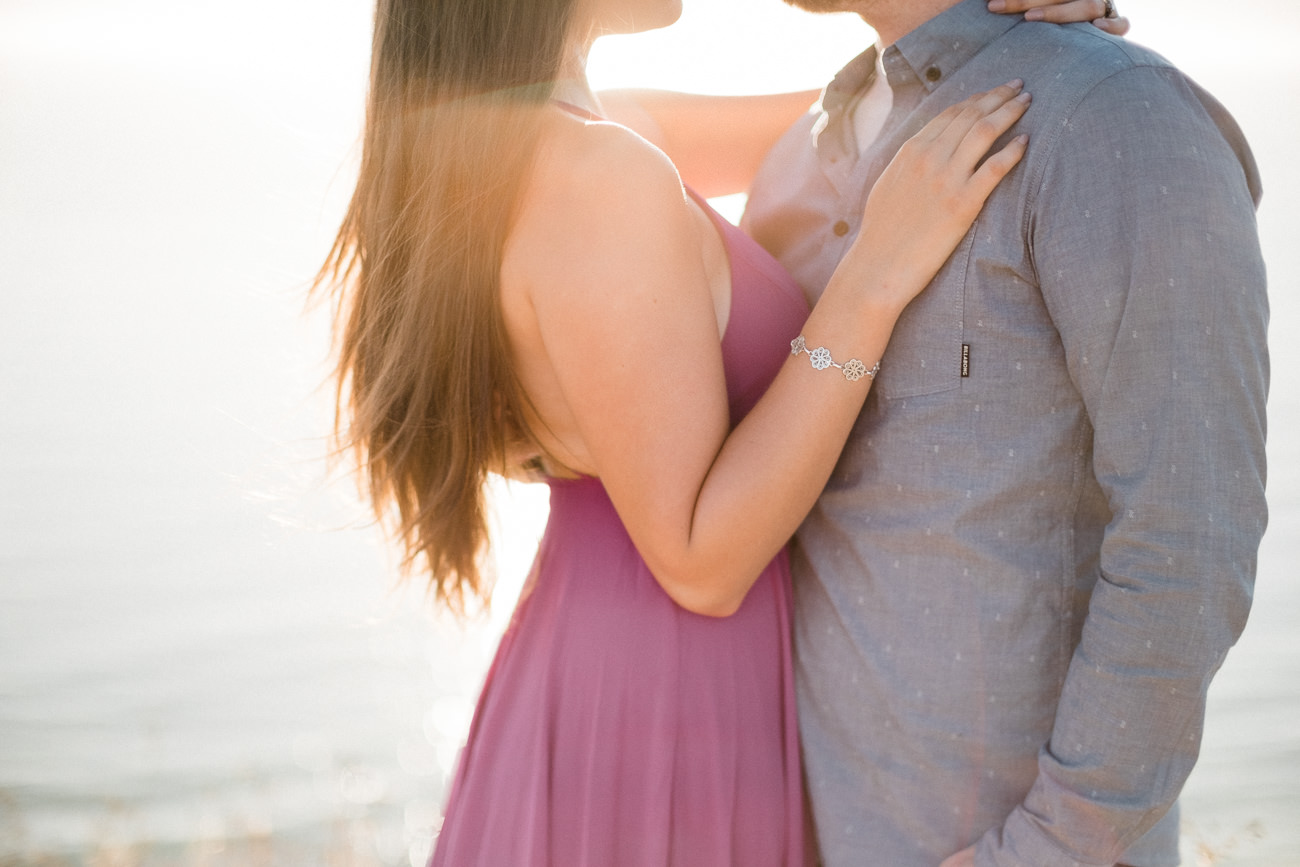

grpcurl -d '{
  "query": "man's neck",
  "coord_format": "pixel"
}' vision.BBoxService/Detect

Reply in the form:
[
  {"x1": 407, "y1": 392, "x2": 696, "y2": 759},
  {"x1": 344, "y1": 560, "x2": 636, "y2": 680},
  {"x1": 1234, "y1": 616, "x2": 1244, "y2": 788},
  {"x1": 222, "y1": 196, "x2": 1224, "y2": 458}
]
[{"x1": 856, "y1": 0, "x2": 963, "y2": 46}]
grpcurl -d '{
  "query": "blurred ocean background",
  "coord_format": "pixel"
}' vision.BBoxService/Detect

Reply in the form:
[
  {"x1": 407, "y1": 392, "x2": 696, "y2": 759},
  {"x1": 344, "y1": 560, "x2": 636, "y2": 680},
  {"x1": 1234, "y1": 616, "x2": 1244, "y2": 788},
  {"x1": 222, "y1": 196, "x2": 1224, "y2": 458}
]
[{"x1": 1, "y1": 0, "x2": 1296, "y2": 864}]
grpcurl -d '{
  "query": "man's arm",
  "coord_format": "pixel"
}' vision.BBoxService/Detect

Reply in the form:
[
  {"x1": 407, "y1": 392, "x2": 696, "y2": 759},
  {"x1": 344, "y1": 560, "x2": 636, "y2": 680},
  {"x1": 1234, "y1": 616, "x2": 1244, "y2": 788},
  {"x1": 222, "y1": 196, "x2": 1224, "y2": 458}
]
[{"x1": 977, "y1": 64, "x2": 1268, "y2": 867}]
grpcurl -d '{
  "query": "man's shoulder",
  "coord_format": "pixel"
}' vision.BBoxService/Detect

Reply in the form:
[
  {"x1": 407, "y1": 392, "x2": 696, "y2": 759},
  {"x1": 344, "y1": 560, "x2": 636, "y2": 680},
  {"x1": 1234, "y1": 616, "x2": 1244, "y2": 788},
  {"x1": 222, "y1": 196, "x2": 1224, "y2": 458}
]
[
  {"x1": 988, "y1": 22, "x2": 1258, "y2": 196},
  {"x1": 991, "y1": 23, "x2": 1181, "y2": 100},
  {"x1": 1003, "y1": 21, "x2": 1170, "y2": 64}
]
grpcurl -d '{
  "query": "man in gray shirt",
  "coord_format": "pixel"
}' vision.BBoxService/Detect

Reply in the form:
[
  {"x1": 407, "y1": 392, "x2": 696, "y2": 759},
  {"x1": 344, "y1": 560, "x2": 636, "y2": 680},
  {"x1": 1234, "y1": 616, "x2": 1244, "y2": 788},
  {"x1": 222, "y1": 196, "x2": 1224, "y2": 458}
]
[{"x1": 742, "y1": 1, "x2": 1267, "y2": 865}]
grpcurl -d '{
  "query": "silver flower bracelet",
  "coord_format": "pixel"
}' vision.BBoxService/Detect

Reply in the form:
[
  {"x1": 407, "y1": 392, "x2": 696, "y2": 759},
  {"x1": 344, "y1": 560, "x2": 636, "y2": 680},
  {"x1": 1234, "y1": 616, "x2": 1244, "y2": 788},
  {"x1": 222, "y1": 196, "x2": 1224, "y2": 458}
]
[{"x1": 790, "y1": 335, "x2": 879, "y2": 382}]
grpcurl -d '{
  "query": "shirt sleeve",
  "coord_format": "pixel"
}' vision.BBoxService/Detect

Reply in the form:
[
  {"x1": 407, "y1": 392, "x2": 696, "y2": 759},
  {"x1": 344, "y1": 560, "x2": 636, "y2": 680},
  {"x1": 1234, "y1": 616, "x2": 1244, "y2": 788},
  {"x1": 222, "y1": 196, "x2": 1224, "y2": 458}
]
[{"x1": 976, "y1": 65, "x2": 1269, "y2": 867}]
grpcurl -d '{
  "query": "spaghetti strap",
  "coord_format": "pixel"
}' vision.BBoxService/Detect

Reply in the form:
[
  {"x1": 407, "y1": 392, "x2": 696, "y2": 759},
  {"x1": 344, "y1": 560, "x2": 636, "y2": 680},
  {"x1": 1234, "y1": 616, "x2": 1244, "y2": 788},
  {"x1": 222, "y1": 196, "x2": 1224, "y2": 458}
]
[{"x1": 551, "y1": 99, "x2": 604, "y2": 121}]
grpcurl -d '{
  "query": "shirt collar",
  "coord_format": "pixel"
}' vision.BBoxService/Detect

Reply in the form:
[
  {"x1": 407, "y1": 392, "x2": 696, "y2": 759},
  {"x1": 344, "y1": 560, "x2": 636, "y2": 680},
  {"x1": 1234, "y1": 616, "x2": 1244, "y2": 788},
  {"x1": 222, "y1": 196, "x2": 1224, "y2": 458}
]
[
  {"x1": 819, "y1": 44, "x2": 879, "y2": 119},
  {"x1": 889, "y1": 0, "x2": 1021, "y2": 93},
  {"x1": 816, "y1": 0, "x2": 1020, "y2": 140}
]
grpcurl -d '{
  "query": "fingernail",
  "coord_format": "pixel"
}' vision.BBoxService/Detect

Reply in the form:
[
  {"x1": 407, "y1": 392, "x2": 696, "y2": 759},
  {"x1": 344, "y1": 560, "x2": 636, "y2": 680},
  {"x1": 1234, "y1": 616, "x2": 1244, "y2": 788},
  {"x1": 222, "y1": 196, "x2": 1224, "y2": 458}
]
[
  {"x1": 1015, "y1": 91, "x2": 1032, "y2": 103},
  {"x1": 987, "y1": 0, "x2": 1006, "y2": 11},
  {"x1": 1014, "y1": 134, "x2": 1029, "y2": 146},
  {"x1": 1006, "y1": 78, "x2": 1024, "y2": 90},
  {"x1": 1024, "y1": 7, "x2": 1044, "y2": 19}
]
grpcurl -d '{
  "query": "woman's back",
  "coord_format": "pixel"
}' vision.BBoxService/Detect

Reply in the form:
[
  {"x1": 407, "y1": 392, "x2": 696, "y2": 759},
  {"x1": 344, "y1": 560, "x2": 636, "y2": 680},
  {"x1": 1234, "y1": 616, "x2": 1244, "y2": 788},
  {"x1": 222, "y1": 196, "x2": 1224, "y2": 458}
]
[{"x1": 431, "y1": 159, "x2": 814, "y2": 865}]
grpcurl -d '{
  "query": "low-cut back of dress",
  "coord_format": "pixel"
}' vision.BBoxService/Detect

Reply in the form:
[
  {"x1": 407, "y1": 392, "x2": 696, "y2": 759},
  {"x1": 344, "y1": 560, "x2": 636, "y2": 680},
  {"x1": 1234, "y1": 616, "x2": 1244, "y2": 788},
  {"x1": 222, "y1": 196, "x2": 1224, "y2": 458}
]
[{"x1": 429, "y1": 181, "x2": 813, "y2": 865}]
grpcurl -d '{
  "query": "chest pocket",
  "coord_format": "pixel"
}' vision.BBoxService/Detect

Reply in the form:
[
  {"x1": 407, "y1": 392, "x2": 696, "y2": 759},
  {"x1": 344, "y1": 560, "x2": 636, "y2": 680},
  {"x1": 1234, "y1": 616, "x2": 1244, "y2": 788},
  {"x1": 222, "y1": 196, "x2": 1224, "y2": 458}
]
[{"x1": 871, "y1": 231, "x2": 972, "y2": 400}]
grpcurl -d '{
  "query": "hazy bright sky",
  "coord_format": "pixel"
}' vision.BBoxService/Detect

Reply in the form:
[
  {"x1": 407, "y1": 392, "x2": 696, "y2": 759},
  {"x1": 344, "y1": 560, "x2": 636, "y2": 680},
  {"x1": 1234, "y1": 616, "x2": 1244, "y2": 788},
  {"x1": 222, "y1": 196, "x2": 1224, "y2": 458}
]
[{"x1": 2, "y1": 1, "x2": 1295, "y2": 97}]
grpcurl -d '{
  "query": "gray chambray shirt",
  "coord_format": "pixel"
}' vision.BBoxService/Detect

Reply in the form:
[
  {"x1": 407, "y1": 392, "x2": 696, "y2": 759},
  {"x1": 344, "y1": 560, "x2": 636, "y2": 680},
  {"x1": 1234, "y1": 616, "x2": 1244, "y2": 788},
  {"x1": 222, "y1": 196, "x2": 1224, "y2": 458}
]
[{"x1": 742, "y1": 3, "x2": 1268, "y2": 866}]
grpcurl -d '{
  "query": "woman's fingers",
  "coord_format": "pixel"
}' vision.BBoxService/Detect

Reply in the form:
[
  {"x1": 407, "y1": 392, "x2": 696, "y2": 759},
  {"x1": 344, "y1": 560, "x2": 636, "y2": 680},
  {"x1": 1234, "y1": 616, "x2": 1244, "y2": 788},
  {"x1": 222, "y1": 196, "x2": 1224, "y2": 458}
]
[
  {"x1": 915, "y1": 83, "x2": 1029, "y2": 168},
  {"x1": 1090, "y1": 15, "x2": 1130, "y2": 35},
  {"x1": 967, "y1": 134, "x2": 1030, "y2": 202},
  {"x1": 988, "y1": 0, "x2": 1102, "y2": 19},
  {"x1": 910, "y1": 81, "x2": 1024, "y2": 150},
  {"x1": 949, "y1": 89, "x2": 1031, "y2": 170},
  {"x1": 988, "y1": 0, "x2": 1130, "y2": 33},
  {"x1": 883, "y1": 83, "x2": 1030, "y2": 231}
]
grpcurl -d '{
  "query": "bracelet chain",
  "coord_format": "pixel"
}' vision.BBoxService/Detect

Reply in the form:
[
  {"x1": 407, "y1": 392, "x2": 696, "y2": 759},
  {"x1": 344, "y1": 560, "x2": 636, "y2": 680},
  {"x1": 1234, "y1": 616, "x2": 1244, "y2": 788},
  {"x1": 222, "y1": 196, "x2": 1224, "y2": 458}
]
[{"x1": 790, "y1": 335, "x2": 879, "y2": 382}]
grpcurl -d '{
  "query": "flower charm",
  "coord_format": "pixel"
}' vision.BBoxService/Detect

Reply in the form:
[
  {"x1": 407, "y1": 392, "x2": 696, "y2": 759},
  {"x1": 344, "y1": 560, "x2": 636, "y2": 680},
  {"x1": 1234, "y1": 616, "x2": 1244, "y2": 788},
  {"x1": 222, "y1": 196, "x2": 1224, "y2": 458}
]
[
  {"x1": 843, "y1": 358, "x2": 868, "y2": 381},
  {"x1": 789, "y1": 334, "x2": 877, "y2": 382}
]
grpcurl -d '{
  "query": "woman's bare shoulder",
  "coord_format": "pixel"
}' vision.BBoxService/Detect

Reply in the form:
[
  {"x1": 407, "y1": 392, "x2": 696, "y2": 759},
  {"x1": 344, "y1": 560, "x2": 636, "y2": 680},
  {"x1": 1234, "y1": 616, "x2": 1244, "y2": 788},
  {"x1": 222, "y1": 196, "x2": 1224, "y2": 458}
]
[
  {"x1": 506, "y1": 109, "x2": 696, "y2": 289},
  {"x1": 499, "y1": 108, "x2": 722, "y2": 480},
  {"x1": 535, "y1": 107, "x2": 685, "y2": 204}
]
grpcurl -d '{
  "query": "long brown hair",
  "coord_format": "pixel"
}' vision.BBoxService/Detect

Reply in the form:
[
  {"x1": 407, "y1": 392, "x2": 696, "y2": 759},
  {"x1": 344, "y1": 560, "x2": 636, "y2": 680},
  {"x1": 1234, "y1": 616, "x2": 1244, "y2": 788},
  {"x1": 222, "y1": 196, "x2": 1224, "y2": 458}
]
[{"x1": 315, "y1": 0, "x2": 576, "y2": 612}]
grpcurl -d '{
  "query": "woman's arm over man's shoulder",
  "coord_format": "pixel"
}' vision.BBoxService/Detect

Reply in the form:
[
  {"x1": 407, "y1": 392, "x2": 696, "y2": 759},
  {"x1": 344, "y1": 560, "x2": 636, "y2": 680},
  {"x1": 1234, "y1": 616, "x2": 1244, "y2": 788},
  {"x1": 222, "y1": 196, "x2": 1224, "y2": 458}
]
[{"x1": 599, "y1": 89, "x2": 821, "y2": 198}]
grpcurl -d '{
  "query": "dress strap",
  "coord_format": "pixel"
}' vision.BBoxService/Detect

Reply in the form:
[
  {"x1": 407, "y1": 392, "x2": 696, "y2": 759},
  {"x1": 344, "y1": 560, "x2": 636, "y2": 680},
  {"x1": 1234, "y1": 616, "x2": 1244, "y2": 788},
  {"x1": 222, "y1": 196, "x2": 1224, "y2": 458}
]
[{"x1": 551, "y1": 100, "x2": 606, "y2": 122}]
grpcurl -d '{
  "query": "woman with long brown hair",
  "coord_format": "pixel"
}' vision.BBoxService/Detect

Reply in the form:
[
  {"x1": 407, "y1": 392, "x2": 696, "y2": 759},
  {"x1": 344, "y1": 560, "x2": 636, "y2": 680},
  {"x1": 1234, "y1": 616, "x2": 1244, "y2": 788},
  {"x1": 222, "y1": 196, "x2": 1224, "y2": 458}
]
[{"x1": 315, "y1": 0, "x2": 1125, "y2": 862}]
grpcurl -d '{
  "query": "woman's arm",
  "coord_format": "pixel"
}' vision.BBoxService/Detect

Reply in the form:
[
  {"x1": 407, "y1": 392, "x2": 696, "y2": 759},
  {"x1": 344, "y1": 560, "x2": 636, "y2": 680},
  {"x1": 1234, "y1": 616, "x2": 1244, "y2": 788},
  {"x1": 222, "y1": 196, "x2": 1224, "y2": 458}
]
[
  {"x1": 511, "y1": 85, "x2": 1030, "y2": 616},
  {"x1": 599, "y1": 89, "x2": 820, "y2": 198}
]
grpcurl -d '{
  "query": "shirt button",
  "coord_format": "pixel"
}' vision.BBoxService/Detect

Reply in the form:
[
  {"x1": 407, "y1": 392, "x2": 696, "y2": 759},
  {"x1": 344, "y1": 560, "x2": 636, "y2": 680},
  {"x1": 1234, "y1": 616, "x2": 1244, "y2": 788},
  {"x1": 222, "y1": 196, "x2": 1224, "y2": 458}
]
[
  {"x1": 833, "y1": 220, "x2": 850, "y2": 237},
  {"x1": 926, "y1": 66, "x2": 942, "y2": 82}
]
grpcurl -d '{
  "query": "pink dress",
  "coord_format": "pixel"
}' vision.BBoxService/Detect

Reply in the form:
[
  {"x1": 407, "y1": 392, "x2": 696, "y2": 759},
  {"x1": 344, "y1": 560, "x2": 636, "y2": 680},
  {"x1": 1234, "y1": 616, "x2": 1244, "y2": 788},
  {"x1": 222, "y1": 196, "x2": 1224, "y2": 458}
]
[{"x1": 429, "y1": 191, "x2": 813, "y2": 866}]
